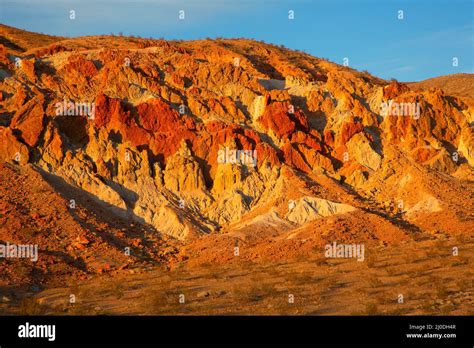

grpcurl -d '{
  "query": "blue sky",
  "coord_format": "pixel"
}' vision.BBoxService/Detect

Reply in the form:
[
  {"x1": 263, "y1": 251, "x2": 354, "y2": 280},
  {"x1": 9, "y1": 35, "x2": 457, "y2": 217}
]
[{"x1": 0, "y1": 0, "x2": 472, "y2": 81}]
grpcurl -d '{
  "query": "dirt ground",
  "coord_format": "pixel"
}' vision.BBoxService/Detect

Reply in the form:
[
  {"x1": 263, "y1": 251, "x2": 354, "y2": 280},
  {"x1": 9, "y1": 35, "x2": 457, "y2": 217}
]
[{"x1": 1, "y1": 234, "x2": 472, "y2": 316}]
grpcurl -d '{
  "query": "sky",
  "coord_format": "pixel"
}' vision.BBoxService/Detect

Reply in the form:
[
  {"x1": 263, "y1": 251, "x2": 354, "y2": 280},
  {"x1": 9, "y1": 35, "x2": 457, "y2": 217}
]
[{"x1": 0, "y1": 0, "x2": 472, "y2": 81}]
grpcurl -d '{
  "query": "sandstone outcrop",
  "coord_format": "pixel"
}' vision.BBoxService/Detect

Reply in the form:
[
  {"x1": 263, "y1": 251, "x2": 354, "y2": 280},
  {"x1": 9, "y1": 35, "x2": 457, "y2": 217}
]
[
  {"x1": 286, "y1": 196, "x2": 356, "y2": 225},
  {"x1": 0, "y1": 25, "x2": 472, "y2": 243}
]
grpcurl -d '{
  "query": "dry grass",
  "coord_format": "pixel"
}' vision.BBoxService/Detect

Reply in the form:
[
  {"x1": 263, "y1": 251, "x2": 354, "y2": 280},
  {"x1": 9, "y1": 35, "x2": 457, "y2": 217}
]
[
  {"x1": 365, "y1": 252, "x2": 377, "y2": 268},
  {"x1": 3, "y1": 235, "x2": 471, "y2": 316},
  {"x1": 17, "y1": 298, "x2": 48, "y2": 315},
  {"x1": 365, "y1": 302, "x2": 379, "y2": 315},
  {"x1": 367, "y1": 275, "x2": 383, "y2": 288}
]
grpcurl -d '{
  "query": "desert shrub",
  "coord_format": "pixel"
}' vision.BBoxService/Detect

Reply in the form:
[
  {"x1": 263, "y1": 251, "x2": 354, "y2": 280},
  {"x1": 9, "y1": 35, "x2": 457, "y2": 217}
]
[{"x1": 365, "y1": 302, "x2": 378, "y2": 315}]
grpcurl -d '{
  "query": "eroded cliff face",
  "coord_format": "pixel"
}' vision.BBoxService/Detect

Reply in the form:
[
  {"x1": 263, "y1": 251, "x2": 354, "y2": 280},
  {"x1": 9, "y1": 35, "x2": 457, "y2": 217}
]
[{"x1": 1, "y1": 28, "x2": 473, "y2": 241}]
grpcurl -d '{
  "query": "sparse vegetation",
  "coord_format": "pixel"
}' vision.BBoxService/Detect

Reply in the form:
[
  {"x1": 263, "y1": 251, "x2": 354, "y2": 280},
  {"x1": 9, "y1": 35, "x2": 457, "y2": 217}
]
[
  {"x1": 365, "y1": 253, "x2": 377, "y2": 268},
  {"x1": 365, "y1": 302, "x2": 378, "y2": 315},
  {"x1": 17, "y1": 297, "x2": 48, "y2": 315},
  {"x1": 367, "y1": 275, "x2": 383, "y2": 288}
]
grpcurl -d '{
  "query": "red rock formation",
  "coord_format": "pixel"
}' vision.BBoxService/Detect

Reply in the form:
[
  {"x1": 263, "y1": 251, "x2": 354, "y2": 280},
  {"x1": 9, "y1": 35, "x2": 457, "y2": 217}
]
[
  {"x1": 339, "y1": 119, "x2": 365, "y2": 145},
  {"x1": 0, "y1": 44, "x2": 9, "y2": 66},
  {"x1": 282, "y1": 142, "x2": 312, "y2": 173},
  {"x1": 10, "y1": 95, "x2": 44, "y2": 147},
  {"x1": 63, "y1": 55, "x2": 98, "y2": 79},
  {"x1": 20, "y1": 58, "x2": 37, "y2": 82},
  {"x1": 34, "y1": 44, "x2": 70, "y2": 57},
  {"x1": 0, "y1": 127, "x2": 30, "y2": 164},
  {"x1": 258, "y1": 100, "x2": 309, "y2": 139},
  {"x1": 0, "y1": 26, "x2": 472, "y2": 249},
  {"x1": 94, "y1": 93, "x2": 131, "y2": 129},
  {"x1": 383, "y1": 80, "x2": 410, "y2": 99}
]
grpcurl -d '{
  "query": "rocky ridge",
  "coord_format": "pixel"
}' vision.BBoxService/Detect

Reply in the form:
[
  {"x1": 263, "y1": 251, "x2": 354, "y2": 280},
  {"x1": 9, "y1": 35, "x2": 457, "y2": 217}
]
[{"x1": 0, "y1": 24, "x2": 473, "y2": 251}]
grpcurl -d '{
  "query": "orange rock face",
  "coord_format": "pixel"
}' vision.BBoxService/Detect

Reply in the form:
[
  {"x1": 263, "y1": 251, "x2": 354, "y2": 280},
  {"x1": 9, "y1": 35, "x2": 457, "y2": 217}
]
[
  {"x1": 0, "y1": 127, "x2": 30, "y2": 164},
  {"x1": 10, "y1": 95, "x2": 45, "y2": 147},
  {"x1": 258, "y1": 100, "x2": 309, "y2": 139},
  {"x1": 63, "y1": 55, "x2": 98, "y2": 79},
  {"x1": 20, "y1": 58, "x2": 37, "y2": 82},
  {"x1": 0, "y1": 44, "x2": 9, "y2": 67},
  {"x1": 0, "y1": 25, "x2": 472, "y2": 249},
  {"x1": 339, "y1": 120, "x2": 365, "y2": 145},
  {"x1": 383, "y1": 80, "x2": 411, "y2": 99}
]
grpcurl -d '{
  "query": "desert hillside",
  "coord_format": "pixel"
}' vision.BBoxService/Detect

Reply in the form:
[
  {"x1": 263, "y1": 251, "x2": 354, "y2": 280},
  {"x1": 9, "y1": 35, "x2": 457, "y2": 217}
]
[
  {"x1": 0, "y1": 24, "x2": 62, "y2": 54},
  {"x1": 0, "y1": 25, "x2": 473, "y2": 315},
  {"x1": 408, "y1": 73, "x2": 474, "y2": 100}
]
